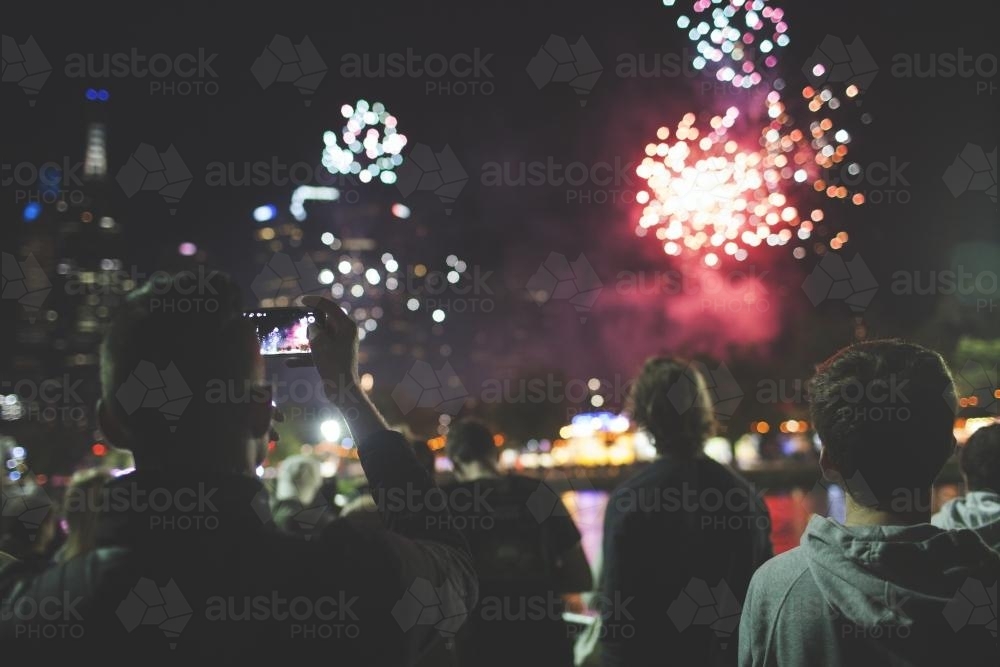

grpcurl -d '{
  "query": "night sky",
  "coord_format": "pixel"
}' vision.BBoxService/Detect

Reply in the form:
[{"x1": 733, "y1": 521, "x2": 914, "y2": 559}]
[{"x1": 3, "y1": 0, "x2": 998, "y2": 427}]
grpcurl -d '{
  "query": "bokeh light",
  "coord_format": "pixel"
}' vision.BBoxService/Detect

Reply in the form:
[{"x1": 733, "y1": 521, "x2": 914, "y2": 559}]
[
  {"x1": 667, "y1": 0, "x2": 790, "y2": 89},
  {"x1": 322, "y1": 100, "x2": 407, "y2": 185}
]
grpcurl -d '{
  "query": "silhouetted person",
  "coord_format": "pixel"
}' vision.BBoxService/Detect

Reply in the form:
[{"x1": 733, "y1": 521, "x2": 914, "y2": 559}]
[
  {"x1": 933, "y1": 423, "x2": 1000, "y2": 550},
  {"x1": 740, "y1": 340, "x2": 1000, "y2": 667},
  {"x1": 0, "y1": 271, "x2": 477, "y2": 663},
  {"x1": 442, "y1": 418, "x2": 593, "y2": 667},
  {"x1": 271, "y1": 454, "x2": 334, "y2": 538},
  {"x1": 600, "y1": 357, "x2": 772, "y2": 667}
]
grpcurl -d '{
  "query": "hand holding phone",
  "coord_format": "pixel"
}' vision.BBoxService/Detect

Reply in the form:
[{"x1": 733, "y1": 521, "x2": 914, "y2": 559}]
[{"x1": 243, "y1": 308, "x2": 325, "y2": 362}]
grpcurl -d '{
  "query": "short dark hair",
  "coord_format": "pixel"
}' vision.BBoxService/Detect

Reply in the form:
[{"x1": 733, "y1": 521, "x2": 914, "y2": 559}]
[
  {"x1": 446, "y1": 419, "x2": 496, "y2": 464},
  {"x1": 960, "y1": 424, "x2": 1000, "y2": 493},
  {"x1": 808, "y1": 340, "x2": 957, "y2": 508},
  {"x1": 628, "y1": 356, "x2": 716, "y2": 457},
  {"x1": 100, "y1": 270, "x2": 260, "y2": 465}
]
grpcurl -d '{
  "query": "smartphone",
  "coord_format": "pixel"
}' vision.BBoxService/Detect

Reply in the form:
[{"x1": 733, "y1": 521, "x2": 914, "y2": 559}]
[{"x1": 243, "y1": 308, "x2": 324, "y2": 358}]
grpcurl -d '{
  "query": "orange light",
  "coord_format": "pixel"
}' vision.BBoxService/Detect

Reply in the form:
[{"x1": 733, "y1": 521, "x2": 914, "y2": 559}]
[
  {"x1": 427, "y1": 436, "x2": 446, "y2": 451},
  {"x1": 91, "y1": 443, "x2": 107, "y2": 457},
  {"x1": 493, "y1": 434, "x2": 505, "y2": 447},
  {"x1": 755, "y1": 421, "x2": 770, "y2": 435}
]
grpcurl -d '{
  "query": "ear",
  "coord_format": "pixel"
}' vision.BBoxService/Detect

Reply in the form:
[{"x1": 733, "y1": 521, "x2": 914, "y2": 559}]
[
  {"x1": 96, "y1": 399, "x2": 130, "y2": 450},
  {"x1": 818, "y1": 445, "x2": 843, "y2": 485}
]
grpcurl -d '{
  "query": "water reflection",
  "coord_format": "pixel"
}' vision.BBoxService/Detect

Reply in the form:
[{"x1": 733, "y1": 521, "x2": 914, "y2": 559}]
[{"x1": 563, "y1": 483, "x2": 962, "y2": 562}]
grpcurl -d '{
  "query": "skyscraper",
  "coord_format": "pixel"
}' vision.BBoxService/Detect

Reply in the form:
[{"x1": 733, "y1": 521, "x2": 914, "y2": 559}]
[{"x1": 4, "y1": 88, "x2": 132, "y2": 471}]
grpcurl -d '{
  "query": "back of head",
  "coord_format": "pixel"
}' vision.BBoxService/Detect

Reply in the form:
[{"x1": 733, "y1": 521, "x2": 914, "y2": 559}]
[
  {"x1": 629, "y1": 356, "x2": 716, "y2": 458},
  {"x1": 808, "y1": 339, "x2": 957, "y2": 509},
  {"x1": 446, "y1": 419, "x2": 496, "y2": 465},
  {"x1": 960, "y1": 424, "x2": 1000, "y2": 494},
  {"x1": 100, "y1": 270, "x2": 261, "y2": 471}
]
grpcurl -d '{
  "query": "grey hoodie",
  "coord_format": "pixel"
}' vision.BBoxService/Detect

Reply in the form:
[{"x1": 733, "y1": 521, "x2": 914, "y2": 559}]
[
  {"x1": 932, "y1": 491, "x2": 1000, "y2": 551},
  {"x1": 739, "y1": 515, "x2": 1000, "y2": 666}
]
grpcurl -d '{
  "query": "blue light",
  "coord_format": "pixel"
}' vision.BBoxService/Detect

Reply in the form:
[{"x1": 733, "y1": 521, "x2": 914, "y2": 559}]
[
  {"x1": 23, "y1": 202, "x2": 42, "y2": 222},
  {"x1": 253, "y1": 204, "x2": 278, "y2": 222},
  {"x1": 86, "y1": 88, "x2": 110, "y2": 102},
  {"x1": 86, "y1": 88, "x2": 98, "y2": 101},
  {"x1": 98, "y1": 89, "x2": 110, "y2": 101}
]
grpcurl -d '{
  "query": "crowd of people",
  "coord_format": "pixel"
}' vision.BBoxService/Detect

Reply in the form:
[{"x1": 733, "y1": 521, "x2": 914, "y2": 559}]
[{"x1": 1, "y1": 270, "x2": 998, "y2": 666}]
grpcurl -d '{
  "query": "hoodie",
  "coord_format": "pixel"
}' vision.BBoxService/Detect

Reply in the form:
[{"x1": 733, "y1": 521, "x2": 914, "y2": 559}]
[
  {"x1": 932, "y1": 491, "x2": 1000, "y2": 551},
  {"x1": 739, "y1": 515, "x2": 1000, "y2": 667}
]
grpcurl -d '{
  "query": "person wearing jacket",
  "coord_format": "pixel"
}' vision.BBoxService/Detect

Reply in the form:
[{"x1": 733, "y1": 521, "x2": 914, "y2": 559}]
[
  {"x1": 0, "y1": 272, "x2": 478, "y2": 665},
  {"x1": 601, "y1": 357, "x2": 773, "y2": 667},
  {"x1": 740, "y1": 340, "x2": 1000, "y2": 667},
  {"x1": 932, "y1": 423, "x2": 1000, "y2": 551}
]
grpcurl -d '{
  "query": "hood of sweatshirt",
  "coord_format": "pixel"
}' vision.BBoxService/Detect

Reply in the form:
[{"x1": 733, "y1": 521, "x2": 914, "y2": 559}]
[
  {"x1": 931, "y1": 492, "x2": 1000, "y2": 551},
  {"x1": 801, "y1": 515, "x2": 1000, "y2": 629}
]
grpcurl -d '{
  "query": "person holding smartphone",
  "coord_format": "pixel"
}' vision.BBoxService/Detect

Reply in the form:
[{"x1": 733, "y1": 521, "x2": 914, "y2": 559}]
[{"x1": 0, "y1": 271, "x2": 478, "y2": 664}]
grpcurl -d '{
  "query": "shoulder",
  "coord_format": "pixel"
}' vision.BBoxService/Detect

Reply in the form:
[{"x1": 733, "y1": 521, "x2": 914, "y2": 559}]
[{"x1": 748, "y1": 548, "x2": 810, "y2": 595}]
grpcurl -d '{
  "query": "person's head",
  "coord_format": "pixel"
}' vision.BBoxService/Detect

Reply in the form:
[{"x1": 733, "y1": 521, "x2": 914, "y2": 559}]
[
  {"x1": 809, "y1": 339, "x2": 957, "y2": 512},
  {"x1": 98, "y1": 270, "x2": 272, "y2": 474},
  {"x1": 446, "y1": 419, "x2": 497, "y2": 478},
  {"x1": 628, "y1": 356, "x2": 717, "y2": 458},
  {"x1": 61, "y1": 468, "x2": 111, "y2": 563},
  {"x1": 959, "y1": 424, "x2": 1000, "y2": 494},
  {"x1": 275, "y1": 455, "x2": 323, "y2": 505}
]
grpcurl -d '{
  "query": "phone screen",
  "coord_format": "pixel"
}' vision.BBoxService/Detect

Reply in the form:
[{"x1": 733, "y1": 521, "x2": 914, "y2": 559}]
[{"x1": 244, "y1": 308, "x2": 321, "y2": 357}]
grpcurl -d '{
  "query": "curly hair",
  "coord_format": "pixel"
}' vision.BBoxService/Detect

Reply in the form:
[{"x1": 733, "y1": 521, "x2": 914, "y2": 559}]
[
  {"x1": 808, "y1": 339, "x2": 957, "y2": 509},
  {"x1": 628, "y1": 356, "x2": 717, "y2": 457}
]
